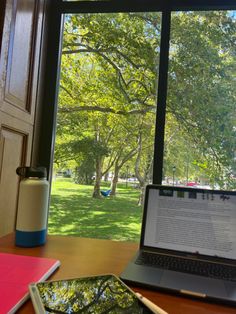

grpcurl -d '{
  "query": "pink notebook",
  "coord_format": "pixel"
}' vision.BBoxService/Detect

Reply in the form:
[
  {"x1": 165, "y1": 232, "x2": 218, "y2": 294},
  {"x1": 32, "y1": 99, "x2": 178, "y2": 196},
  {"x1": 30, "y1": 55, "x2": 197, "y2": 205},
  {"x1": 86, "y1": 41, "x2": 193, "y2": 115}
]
[{"x1": 0, "y1": 252, "x2": 60, "y2": 314}]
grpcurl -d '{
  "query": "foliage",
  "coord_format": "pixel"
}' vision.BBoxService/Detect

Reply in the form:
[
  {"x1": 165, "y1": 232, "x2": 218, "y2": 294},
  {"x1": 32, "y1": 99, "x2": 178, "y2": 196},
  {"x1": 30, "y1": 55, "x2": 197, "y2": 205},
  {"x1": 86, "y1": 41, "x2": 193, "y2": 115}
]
[
  {"x1": 166, "y1": 11, "x2": 236, "y2": 188},
  {"x1": 54, "y1": 11, "x2": 236, "y2": 193},
  {"x1": 74, "y1": 161, "x2": 94, "y2": 185},
  {"x1": 38, "y1": 275, "x2": 141, "y2": 313}
]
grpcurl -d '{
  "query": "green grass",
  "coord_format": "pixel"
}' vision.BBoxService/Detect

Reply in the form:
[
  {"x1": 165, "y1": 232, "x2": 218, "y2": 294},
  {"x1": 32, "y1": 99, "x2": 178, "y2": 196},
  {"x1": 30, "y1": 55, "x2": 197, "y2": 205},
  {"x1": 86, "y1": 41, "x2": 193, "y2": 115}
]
[{"x1": 48, "y1": 178, "x2": 142, "y2": 242}]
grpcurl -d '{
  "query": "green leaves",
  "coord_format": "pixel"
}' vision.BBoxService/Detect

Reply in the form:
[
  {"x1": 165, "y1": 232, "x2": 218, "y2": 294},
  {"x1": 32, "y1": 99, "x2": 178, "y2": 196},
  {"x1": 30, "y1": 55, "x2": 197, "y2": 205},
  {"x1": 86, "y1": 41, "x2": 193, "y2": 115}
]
[
  {"x1": 56, "y1": 10, "x2": 236, "y2": 189},
  {"x1": 165, "y1": 11, "x2": 236, "y2": 187}
]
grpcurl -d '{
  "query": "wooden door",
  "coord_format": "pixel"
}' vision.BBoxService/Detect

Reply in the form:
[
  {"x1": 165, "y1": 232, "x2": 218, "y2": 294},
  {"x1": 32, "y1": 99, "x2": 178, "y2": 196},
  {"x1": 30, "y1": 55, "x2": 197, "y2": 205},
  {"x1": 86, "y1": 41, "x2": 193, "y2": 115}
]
[{"x1": 0, "y1": 0, "x2": 45, "y2": 236}]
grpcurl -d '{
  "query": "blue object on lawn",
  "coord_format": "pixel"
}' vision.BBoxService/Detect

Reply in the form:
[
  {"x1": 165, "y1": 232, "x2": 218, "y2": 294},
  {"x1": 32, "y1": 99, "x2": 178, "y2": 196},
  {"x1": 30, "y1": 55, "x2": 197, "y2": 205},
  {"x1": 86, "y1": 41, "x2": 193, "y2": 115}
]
[{"x1": 100, "y1": 189, "x2": 111, "y2": 197}]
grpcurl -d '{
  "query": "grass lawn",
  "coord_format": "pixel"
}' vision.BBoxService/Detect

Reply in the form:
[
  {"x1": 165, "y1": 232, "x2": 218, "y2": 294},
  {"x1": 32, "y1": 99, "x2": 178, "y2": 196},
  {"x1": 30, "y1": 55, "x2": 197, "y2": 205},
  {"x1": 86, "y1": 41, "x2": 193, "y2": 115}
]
[{"x1": 48, "y1": 178, "x2": 142, "y2": 242}]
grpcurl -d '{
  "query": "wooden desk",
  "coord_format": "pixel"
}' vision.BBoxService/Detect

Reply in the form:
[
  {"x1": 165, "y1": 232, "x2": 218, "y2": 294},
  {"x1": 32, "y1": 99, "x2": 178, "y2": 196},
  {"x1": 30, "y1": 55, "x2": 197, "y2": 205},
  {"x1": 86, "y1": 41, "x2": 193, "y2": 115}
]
[{"x1": 0, "y1": 233, "x2": 235, "y2": 314}]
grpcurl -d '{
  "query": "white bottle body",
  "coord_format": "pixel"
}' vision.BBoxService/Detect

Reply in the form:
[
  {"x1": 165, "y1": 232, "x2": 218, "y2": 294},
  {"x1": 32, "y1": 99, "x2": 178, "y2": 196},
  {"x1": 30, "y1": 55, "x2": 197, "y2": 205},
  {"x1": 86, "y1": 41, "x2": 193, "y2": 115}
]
[{"x1": 15, "y1": 177, "x2": 49, "y2": 247}]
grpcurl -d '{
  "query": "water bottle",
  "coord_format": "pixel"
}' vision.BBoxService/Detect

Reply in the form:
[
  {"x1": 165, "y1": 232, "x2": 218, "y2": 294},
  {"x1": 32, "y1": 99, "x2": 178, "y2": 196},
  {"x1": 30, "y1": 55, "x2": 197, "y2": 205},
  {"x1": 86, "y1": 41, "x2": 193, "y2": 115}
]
[{"x1": 15, "y1": 166, "x2": 49, "y2": 247}]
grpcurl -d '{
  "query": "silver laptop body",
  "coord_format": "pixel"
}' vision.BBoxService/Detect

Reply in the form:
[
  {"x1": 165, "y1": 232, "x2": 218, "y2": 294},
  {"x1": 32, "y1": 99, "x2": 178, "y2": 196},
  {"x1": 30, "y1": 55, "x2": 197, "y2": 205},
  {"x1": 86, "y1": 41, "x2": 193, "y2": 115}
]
[{"x1": 120, "y1": 185, "x2": 236, "y2": 305}]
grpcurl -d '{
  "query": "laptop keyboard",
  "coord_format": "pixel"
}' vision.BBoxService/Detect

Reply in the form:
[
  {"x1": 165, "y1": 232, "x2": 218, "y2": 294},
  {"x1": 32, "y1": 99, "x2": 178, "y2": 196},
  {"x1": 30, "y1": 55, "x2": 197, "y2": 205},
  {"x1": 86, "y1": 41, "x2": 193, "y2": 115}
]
[{"x1": 135, "y1": 252, "x2": 236, "y2": 281}]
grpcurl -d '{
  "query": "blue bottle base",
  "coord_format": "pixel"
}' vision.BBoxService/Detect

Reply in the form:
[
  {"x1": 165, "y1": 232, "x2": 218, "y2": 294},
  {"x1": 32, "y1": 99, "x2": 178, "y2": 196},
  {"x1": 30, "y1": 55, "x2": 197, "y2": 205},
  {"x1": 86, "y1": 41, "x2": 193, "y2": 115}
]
[{"x1": 15, "y1": 229, "x2": 46, "y2": 247}]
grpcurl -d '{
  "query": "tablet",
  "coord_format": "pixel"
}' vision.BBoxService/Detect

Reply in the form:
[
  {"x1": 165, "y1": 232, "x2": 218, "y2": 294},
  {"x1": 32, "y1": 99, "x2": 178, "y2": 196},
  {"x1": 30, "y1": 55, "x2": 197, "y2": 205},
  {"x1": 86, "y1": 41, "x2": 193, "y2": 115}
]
[{"x1": 29, "y1": 274, "x2": 156, "y2": 313}]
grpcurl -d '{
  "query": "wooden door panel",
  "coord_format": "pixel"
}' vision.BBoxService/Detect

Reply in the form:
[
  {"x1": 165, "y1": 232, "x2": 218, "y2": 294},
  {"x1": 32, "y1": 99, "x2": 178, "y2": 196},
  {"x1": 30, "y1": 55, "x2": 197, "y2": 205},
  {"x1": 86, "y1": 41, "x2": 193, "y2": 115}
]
[
  {"x1": 0, "y1": 0, "x2": 45, "y2": 236},
  {"x1": 0, "y1": 128, "x2": 24, "y2": 236},
  {"x1": 1, "y1": 0, "x2": 39, "y2": 123},
  {"x1": 5, "y1": 0, "x2": 35, "y2": 109},
  {"x1": 0, "y1": 113, "x2": 32, "y2": 236}
]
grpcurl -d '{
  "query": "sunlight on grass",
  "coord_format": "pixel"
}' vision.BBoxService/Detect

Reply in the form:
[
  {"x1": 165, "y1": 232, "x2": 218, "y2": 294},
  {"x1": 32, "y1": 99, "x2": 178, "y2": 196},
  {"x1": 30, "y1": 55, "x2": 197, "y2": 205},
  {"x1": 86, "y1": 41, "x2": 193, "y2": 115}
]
[{"x1": 48, "y1": 178, "x2": 142, "y2": 242}]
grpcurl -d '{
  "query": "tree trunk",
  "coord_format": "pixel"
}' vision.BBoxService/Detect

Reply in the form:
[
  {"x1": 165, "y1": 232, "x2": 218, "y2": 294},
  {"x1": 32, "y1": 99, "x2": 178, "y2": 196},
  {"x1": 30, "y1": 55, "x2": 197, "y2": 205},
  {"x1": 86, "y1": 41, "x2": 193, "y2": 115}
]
[
  {"x1": 135, "y1": 133, "x2": 145, "y2": 205},
  {"x1": 93, "y1": 158, "x2": 102, "y2": 198},
  {"x1": 137, "y1": 154, "x2": 153, "y2": 205},
  {"x1": 138, "y1": 183, "x2": 146, "y2": 206},
  {"x1": 110, "y1": 163, "x2": 119, "y2": 196}
]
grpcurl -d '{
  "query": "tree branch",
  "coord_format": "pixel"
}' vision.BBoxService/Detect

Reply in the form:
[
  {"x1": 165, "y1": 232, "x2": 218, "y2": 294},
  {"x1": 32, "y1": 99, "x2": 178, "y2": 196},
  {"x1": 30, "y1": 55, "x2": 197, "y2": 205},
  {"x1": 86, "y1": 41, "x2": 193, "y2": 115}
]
[
  {"x1": 60, "y1": 84, "x2": 74, "y2": 98},
  {"x1": 58, "y1": 104, "x2": 156, "y2": 115},
  {"x1": 63, "y1": 43, "x2": 142, "y2": 69}
]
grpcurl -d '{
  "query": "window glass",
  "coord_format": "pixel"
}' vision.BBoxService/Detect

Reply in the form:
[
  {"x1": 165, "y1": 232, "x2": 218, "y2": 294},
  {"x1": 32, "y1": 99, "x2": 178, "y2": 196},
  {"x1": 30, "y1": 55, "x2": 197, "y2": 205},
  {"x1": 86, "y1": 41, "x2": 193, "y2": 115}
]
[
  {"x1": 49, "y1": 12, "x2": 161, "y2": 241},
  {"x1": 164, "y1": 11, "x2": 236, "y2": 190}
]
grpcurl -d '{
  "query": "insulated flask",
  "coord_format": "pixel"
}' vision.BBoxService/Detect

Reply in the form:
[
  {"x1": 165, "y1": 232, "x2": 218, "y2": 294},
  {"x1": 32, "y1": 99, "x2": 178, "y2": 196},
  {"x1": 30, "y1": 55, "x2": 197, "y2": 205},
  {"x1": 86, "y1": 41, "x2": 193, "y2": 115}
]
[{"x1": 15, "y1": 166, "x2": 49, "y2": 247}]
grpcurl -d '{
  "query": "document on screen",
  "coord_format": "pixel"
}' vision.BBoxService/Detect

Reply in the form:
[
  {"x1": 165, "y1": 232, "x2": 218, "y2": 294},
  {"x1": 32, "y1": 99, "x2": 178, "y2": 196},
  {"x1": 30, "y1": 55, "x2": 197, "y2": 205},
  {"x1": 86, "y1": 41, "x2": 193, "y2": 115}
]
[{"x1": 144, "y1": 188, "x2": 236, "y2": 260}]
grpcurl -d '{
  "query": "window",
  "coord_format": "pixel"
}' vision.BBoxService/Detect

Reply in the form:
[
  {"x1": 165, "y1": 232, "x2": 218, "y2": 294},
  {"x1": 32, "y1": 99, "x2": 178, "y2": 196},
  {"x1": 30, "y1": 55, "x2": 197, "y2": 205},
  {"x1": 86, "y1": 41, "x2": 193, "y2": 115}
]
[
  {"x1": 40, "y1": 1, "x2": 236, "y2": 241},
  {"x1": 164, "y1": 11, "x2": 236, "y2": 189},
  {"x1": 49, "y1": 11, "x2": 161, "y2": 240}
]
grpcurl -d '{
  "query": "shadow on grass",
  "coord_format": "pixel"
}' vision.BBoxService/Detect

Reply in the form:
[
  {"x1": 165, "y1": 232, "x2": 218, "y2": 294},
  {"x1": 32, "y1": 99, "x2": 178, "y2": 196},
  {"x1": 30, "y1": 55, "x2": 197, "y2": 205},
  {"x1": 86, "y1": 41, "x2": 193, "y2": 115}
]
[{"x1": 48, "y1": 180, "x2": 142, "y2": 242}]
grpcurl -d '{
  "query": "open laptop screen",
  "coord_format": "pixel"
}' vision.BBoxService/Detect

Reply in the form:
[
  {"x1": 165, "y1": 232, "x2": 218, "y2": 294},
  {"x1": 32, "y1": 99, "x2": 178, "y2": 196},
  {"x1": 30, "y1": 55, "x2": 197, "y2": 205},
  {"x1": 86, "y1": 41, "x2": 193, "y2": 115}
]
[{"x1": 143, "y1": 186, "x2": 236, "y2": 260}]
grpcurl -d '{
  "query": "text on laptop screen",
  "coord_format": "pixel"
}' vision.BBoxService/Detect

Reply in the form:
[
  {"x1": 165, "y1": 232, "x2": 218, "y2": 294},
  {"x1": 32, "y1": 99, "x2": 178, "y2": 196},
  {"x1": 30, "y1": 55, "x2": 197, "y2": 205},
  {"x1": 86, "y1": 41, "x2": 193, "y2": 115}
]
[{"x1": 144, "y1": 188, "x2": 236, "y2": 260}]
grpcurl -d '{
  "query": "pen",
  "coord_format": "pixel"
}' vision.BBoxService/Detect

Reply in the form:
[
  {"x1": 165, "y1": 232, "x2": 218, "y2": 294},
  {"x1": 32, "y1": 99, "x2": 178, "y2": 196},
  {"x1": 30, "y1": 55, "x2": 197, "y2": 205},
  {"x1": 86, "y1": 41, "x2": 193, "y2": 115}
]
[{"x1": 136, "y1": 292, "x2": 169, "y2": 314}]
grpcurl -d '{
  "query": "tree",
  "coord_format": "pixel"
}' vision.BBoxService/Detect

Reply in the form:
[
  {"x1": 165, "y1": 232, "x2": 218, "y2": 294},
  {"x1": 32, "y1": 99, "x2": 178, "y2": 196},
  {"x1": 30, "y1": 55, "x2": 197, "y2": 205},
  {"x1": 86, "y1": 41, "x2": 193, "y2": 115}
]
[
  {"x1": 55, "y1": 10, "x2": 236, "y2": 199},
  {"x1": 57, "y1": 12, "x2": 160, "y2": 197},
  {"x1": 166, "y1": 11, "x2": 236, "y2": 188}
]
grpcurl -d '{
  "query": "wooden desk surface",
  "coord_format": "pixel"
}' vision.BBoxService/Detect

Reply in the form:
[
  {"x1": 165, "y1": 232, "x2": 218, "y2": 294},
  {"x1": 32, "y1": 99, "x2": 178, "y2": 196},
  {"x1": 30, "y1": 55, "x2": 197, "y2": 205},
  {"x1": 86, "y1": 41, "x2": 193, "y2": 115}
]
[{"x1": 0, "y1": 233, "x2": 235, "y2": 314}]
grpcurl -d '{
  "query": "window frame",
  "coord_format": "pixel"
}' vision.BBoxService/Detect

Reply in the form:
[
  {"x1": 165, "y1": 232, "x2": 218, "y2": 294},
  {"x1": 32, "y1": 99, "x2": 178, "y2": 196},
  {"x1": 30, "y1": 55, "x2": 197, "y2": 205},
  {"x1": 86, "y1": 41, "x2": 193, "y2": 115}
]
[{"x1": 38, "y1": 0, "x2": 236, "y2": 185}]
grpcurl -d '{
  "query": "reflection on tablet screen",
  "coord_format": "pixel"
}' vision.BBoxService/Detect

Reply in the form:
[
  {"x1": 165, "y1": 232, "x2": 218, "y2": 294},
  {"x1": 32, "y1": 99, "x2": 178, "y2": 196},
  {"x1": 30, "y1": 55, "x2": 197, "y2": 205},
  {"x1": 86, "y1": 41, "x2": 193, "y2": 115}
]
[{"x1": 36, "y1": 274, "x2": 153, "y2": 313}]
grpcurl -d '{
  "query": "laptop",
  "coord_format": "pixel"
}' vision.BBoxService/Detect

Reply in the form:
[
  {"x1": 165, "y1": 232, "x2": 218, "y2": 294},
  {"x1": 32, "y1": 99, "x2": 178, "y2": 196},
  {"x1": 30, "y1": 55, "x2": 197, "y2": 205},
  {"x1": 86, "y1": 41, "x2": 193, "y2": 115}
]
[{"x1": 120, "y1": 184, "x2": 236, "y2": 304}]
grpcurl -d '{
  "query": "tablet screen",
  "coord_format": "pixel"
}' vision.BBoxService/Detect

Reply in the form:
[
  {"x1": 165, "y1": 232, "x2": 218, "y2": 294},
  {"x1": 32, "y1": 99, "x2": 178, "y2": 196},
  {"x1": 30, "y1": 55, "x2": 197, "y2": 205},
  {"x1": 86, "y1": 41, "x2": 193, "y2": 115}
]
[{"x1": 31, "y1": 274, "x2": 153, "y2": 313}]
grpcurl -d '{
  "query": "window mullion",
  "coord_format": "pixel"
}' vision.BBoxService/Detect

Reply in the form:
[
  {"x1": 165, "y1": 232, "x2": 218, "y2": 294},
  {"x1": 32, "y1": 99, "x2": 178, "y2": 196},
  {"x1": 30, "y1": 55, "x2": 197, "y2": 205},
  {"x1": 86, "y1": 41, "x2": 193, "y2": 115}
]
[{"x1": 153, "y1": 10, "x2": 171, "y2": 185}]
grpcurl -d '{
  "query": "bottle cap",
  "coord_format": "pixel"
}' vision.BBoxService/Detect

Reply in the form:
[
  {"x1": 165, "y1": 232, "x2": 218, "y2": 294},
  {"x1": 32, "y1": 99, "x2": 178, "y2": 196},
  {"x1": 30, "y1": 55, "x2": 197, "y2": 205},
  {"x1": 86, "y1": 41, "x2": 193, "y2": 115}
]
[{"x1": 16, "y1": 167, "x2": 47, "y2": 178}]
